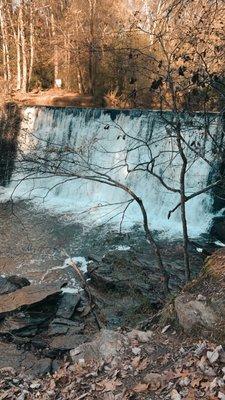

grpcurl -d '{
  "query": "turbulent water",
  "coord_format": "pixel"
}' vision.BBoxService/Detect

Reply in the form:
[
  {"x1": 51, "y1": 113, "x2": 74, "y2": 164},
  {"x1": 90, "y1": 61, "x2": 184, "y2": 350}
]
[{"x1": 1, "y1": 106, "x2": 223, "y2": 237}]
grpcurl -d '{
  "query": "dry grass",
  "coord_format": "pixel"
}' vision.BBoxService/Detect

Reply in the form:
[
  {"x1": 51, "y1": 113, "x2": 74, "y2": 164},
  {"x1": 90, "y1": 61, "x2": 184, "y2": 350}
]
[
  {"x1": 12, "y1": 89, "x2": 94, "y2": 108},
  {"x1": 204, "y1": 248, "x2": 225, "y2": 279},
  {"x1": 104, "y1": 88, "x2": 131, "y2": 108}
]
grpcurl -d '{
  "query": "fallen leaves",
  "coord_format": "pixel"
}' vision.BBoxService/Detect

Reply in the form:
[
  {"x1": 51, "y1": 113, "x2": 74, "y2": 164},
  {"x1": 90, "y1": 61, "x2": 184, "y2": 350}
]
[
  {"x1": 2, "y1": 330, "x2": 225, "y2": 400},
  {"x1": 97, "y1": 378, "x2": 122, "y2": 392},
  {"x1": 143, "y1": 372, "x2": 165, "y2": 390},
  {"x1": 170, "y1": 388, "x2": 182, "y2": 400},
  {"x1": 132, "y1": 382, "x2": 148, "y2": 393}
]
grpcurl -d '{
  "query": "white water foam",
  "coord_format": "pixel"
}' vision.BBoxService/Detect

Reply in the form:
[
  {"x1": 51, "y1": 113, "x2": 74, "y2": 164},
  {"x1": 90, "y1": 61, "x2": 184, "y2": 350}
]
[{"x1": 2, "y1": 107, "x2": 222, "y2": 237}]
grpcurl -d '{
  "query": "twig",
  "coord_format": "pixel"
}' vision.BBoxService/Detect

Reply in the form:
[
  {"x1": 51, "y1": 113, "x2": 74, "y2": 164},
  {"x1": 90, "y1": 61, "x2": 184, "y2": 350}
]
[
  {"x1": 75, "y1": 393, "x2": 90, "y2": 400},
  {"x1": 63, "y1": 252, "x2": 102, "y2": 331}
]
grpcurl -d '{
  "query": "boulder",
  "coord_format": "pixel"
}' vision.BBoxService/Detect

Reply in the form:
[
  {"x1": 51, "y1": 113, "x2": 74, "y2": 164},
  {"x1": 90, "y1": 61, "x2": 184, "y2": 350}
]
[
  {"x1": 211, "y1": 217, "x2": 225, "y2": 243},
  {"x1": 0, "y1": 312, "x2": 49, "y2": 335},
  {"x1": 56, "y1": 293, "x2": 81, "y2": 318},
  {"x1": 70, "y1": 329, "x2": 126, "y2": 363},
  {"x1": 0, "y1": 275, "x2": 30, "y2": 295},
  {"x1": 25, "y1": 358, "x2": 52, "y2": 378},
  {"x1": 0, "y1": 341, "x2": 52, "y2": 377},
  {"x1": 50, "y1": 333, "x2": 88, "y2": 351},
  {"x1": 174, "y1": 294, "x2": 218, "y2": 333},
  {"x1": 48, "y1": 319, "x2": 84, "y2": 337},
  {"x1": 0, "y1": 284, "x2": 61, "y2": 315}
]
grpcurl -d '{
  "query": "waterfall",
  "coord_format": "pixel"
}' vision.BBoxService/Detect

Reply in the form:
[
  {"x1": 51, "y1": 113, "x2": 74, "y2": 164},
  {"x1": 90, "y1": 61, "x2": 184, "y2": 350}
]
[{"x1": 1, "y1": 106, "x2": 222, "y2": 237}]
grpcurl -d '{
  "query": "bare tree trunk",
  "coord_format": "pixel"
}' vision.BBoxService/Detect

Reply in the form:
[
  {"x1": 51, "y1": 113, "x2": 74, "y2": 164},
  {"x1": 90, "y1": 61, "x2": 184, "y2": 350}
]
[
  {"x1": 28, "y1": 4, "x2": 34, "y2": 89},
  {"x1": 16, "y1": 23, "x2": 21, "y2": 91},
  {"x1": 74, "y1": 20, "x2": 85, "y2": 94},
  {"x1": 176, "y1": 123, "x2": 191, "y2": 282},
  {"x1": 167, "y1": 65, "x2": 191, "y2": 283},
  {"x1": 19, "y1": 2, "x2": 27, "y2": 93},
  {"x1": 88, "y1": 0, "x2": 96, "y2": 96},
  {"x1": 77, "y1": 68, "x2": 82, "y2": 93},
  {"x1": 51, "y1": 12, "x2": 59, "y2": 87},
  {"x1": 7, "y1": 5, "x2": 21, "y2": 91},
  {"x1": 76, "y1": 65, "x2": 85, "y2": 94},
  {"x1": 135, "y1": 195, "x2": 169, "y2": 293},
  {"x1": 1, "y1": 39, "x2": 7, "y2": 82},
  {"x1": 0, "y1": 1, "x2": 11, "y2": 87},
  {"x1": 65, "y1": 35, "x2": 70, "y2": 90}
]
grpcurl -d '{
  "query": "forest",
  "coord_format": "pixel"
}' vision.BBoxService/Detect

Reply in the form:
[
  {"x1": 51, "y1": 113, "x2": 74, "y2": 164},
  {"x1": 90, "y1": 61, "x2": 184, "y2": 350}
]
[{"x1": 0, "y1": 0, "x2": 224, "y2": 110}]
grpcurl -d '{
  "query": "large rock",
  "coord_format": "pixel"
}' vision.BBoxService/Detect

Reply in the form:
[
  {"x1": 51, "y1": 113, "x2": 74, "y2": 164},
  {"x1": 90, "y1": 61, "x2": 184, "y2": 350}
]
[
  {"x1": 56, "y1": 293, "x2": 81, "y2": 318},
  {"x1": 0, "y1": 275, "x2": 30, "y2": 295},
  {"x1": 0, "y1": 284, "x2": 61, "y2": 315},
  {"x1": 175, "y1": 294, "x2": 218, "y2": 332},
  {"x1": 70, "y1": 329, "x2": 126, "y2": 363},
  {"x1": 25, "y1": 357, "x2": 52, "y2": 378},
  {"x1": 0, "y1": 341, "x2": 52, "y2": 377},
  {"x1": 48, "y1": 318, "x2": 84, "y2": 337},
  {"x1": 50, "y1": 333, "x2": 88, "y2": 351},
  {"x1": 211, "y1": 217, "x2": 225, "y2": 243},
  {"x1": 0, "y1": 312, "x2": 49, "y2": 335}
]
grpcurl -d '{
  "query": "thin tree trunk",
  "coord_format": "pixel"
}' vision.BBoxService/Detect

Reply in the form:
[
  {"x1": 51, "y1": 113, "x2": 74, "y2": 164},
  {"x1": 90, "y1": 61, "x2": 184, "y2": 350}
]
[
  {"x1": 16, "y1": 22, "x2": 21, "y2": 91},
  {"x1": 7, "y1": 5, "x2": 21, "y2": 90},
  {"x1": 19, "y1": 3, "x2": 27, "y2": 93},
  {"x1": 28, "y1": 4, "x2": 34, "y2": 89},
  {"x1": 76, "y1": 65, "x2": 85, "y2": 94},
  {"x1": 136, "y1": 196, "x2": 169, "y2": 293},
  {"x1": 65, "y1": 36, "x2": 70, "y2": 90},
  {"x1": 74, "y1": 20, "x2": 85, "y2": 94},
  {"x1": 0, "y1": 1, "x2": 11, "y2": 87},
  {"x1": 88, "y1": 0, "x2": 96, "y2": 96},
  {"x1": 167, "y1": 67, "x2": 191, "y2": 283},
  {"x1": 51, "y1": 12, "x2": 59, "y2": 87},
  {"x1": 177, "y1": 123, "x2": 191, "y2": 282}
]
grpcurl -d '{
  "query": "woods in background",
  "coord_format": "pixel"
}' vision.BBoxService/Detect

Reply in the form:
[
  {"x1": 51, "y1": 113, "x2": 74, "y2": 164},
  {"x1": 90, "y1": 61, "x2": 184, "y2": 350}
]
[{"x1": 0, "y1": 0, "x2": 224, "y2": 110}]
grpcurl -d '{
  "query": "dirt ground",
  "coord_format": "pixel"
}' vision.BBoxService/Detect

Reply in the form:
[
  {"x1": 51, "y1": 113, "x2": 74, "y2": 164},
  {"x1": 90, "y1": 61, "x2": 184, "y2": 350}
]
[{"x1": 12, "y1": 89, "x2": 95, "y2": 108}]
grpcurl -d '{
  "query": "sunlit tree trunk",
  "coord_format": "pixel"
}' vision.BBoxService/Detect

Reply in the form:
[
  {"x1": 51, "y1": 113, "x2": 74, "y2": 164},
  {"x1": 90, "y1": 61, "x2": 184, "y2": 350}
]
[
  {"x1": 16, "y1": 22, "x2": 21, "y2": 91},
  {"x1": 19, "y1": 2, "x2": 27, "y2": 93},
  {"x1": 51, "y1": 12, "x2": 59, "y2": 87},
  {"x1": 0, "y1": 1, "x2": 11, "y2": 87},
  {"x1": 28, "y1": 4, "x2": 34, "y2": 89},
  {"x1": 7, "y1": 5, "x2": 21, "y2": 91},
  {"x1": 88, "y1": 0, "x2": 97, "y2": 96}
]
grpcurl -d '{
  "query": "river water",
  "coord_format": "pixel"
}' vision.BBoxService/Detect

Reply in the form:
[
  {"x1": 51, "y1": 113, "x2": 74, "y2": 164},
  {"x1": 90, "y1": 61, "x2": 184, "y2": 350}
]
[{"x1": 0, "y1": 106, "x2": 223, "y2": 322}]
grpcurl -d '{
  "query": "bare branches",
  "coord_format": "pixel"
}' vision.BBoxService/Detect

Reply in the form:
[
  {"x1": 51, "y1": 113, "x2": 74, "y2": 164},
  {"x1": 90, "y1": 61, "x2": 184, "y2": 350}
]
[{"x1": 168, "y1": 179, "x2": 222, "y2": 219}]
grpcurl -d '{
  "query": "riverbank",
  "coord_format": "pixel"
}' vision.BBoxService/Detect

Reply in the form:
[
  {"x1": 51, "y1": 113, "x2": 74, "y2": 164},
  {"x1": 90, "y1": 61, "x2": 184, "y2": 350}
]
[
  {"x1": 2, "y1": 266, "x2": 225, "y2": 399},
  {"x1": 0, "y1": 200, "x2": 205, "y2": 324},
  {"x1": 0, "y1": 89, "x2": 95, "y2": 108}
]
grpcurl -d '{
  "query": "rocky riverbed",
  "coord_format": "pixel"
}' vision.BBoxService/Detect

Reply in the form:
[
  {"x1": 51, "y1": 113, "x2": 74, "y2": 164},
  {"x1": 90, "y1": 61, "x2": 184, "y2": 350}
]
[{"x1": 0, "y1": 199, "x2": 218, "y2": 377}]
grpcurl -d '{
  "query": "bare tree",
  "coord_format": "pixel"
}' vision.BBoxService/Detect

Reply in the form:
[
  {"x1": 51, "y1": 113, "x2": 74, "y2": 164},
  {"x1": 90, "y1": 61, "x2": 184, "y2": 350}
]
[{"x1": 0, "y1": 0, "x2": 11, "y2": 87}]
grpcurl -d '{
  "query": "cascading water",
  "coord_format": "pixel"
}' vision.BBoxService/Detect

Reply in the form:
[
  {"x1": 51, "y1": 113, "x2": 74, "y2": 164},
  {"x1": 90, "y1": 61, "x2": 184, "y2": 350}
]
[{"x1": 1, "y1": 106, "x2": 223, "y2": 237}]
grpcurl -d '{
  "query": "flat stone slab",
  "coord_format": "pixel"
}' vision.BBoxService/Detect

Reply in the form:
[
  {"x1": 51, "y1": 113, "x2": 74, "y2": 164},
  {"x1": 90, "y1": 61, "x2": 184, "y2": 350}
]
[{"x1": 0, "y1": 284, "x2": 61, "y2": 315}]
